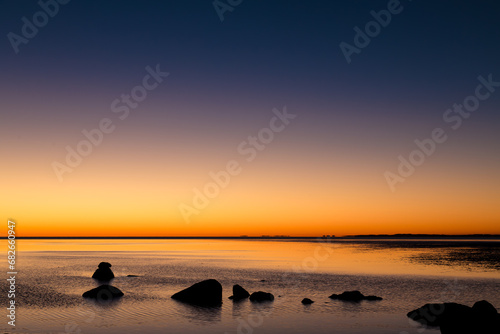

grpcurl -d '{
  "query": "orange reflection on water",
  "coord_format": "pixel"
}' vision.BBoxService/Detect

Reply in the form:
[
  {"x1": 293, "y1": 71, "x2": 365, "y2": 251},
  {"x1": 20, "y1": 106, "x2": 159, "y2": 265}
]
[{"x1": 5, "y1": 239, "x2": 499, "y2": 279}]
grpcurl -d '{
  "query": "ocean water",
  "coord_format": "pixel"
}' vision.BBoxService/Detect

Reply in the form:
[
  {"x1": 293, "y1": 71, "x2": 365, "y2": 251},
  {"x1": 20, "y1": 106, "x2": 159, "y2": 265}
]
[{"x1": 1, "y1": 239, "x2": 499, "y2": 334}]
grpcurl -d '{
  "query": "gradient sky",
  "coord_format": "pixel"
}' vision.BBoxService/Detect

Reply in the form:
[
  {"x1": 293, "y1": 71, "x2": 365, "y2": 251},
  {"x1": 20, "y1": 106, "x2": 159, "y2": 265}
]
[{"x1": 1, "y1": 0, "x2": 499, "y2": 237}]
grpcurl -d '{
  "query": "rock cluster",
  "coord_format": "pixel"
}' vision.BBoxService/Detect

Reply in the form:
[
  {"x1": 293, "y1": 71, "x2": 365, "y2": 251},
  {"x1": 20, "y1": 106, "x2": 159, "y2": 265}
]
[
  {"x1": 83, "y1": 262, "x2": 123, "y2": 303},
  {"x1": 407, "y1": 300, "x2": 500, "y2": 334}
]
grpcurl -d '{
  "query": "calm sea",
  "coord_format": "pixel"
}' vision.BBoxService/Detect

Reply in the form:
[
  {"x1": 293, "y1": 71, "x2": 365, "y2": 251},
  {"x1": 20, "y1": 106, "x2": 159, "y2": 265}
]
[{"x1": 0, "y1": 239, "x2": 499, "y2": 334}]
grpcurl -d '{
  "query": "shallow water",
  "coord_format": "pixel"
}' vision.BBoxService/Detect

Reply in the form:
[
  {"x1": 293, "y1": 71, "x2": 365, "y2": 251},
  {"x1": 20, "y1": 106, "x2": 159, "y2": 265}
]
[{"x1": 1, "y1": 239, "x2": 499, "y2": 333}]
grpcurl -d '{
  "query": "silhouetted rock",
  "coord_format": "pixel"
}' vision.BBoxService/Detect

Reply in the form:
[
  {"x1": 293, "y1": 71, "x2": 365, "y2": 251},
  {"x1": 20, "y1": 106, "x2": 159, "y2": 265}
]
[
  {"x1": 249, "y1": 291, "x2": 274, "y2": 302},
  {"x1": 407, "y1": 300, "x2": 500, "y2": 334},
  {"x1": 229, "y1": 284, "x2": 250, "y2": 301},
  {"x1": 470, "y1": 301, "x2": 500, "y2": 334},
  {"x1": 407, "y1": 303, "x2": 469, "y2": 327},
  {"x1": 302, "y1": 298, "x2": 314, "y2": 304},
  {"x1": 473, "y1": 300, "x2": 497, "y2": 317},
  {"x1": 126, "y1": 275, "x2": 140, "y2": 277},
  {"x1": 171, "y1": 279, "x2": 222, "y2": 306},
  {"x1": 82, "y1": 285, "x2": 123, "y2": 301},
  {"x1": 328, "y1": 290, "x2": 382, "y2": 302},
  {"x1": 91, "y1": 262, "x2": 115, "y2": 281}
]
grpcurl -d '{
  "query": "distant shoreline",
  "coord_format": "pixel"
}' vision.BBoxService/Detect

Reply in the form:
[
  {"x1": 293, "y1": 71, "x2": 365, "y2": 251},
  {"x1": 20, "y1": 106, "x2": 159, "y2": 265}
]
[{"x1": 7, "y1": 234, "x2": 500, "y2": 240}]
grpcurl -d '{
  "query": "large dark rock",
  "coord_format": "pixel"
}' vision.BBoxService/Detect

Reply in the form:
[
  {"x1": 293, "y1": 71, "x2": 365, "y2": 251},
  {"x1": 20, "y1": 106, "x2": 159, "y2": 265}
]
[
  {"x1": 91, "y1": 262, "x2": 115, "y2": 281},
  {"x1": 171, "y1": 279, "x2": 222, "y2": 306},
  {"x1": 302, "y1": 298, "x2": 314, "y2": 304},
  {"x1": 82, "y1": 285, "x2": 123, "y2": 302},
  {"x1": 328, "y1": 290, "x2": 382, "y2": 302},
  {"x1": 249, "y1": 291, "x2": 274, "y2": 302},
  {"x1": 407, "y1": 303, "x2": 470, "y2": 327},
  {"x1": 407, "y1": 300, "x2": 500, "y2": 334},
  {"x1": 229, "y1": 284, "x2": 250, "y2": 301}
]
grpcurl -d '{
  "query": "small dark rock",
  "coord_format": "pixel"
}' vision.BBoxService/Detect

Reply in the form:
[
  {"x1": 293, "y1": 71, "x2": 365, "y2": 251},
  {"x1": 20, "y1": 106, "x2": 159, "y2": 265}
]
[
  {"x1": 472, "y1": 300, "x2": 498, "y2": 317},
  {"x1": 302, "y1": 298, "x2": 314, "y2": 304},
  {"x1": 328, "y1": 290, "x2": 382, "y2": 302},
  {"x1": 249, "y1": 291, "x2": 274, "y2": 302},
  {"x1": 229, "y1": 284, "x2": 250, "y2": 301},
  {"x1": 171, "y1": 279, "x2": 222, "y2": 306},
  {"x1": 82, "y1": 285, "x2": 123, "y2": 302},
  {"x1": 126, "y1": 275, "x2": 140, "y2": 277},
  {"x1": 91, "y1": 262, "x2": 115, "y2": 281}
]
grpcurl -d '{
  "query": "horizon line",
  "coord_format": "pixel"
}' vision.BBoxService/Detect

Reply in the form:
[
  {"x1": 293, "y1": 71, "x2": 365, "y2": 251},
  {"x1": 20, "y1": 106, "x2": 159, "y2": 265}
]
[{"x1": 5, "y1": 234, "x2": 500, "y2": 240}]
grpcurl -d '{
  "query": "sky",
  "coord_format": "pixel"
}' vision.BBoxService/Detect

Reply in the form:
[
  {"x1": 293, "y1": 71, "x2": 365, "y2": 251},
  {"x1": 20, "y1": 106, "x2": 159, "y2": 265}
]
[{"x1": 1, "y1": 0, "x2": 499, "y2": 237}]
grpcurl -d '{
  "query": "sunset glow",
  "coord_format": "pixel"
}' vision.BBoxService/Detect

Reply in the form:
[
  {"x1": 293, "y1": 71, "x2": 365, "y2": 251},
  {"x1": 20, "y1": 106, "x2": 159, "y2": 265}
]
[{"x1": 2, "y1": 1, "x2": 499, "y2": 237}]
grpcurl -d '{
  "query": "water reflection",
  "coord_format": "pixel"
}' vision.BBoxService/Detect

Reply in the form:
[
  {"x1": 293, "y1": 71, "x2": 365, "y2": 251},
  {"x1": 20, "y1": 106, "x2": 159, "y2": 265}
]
[
  {"x1": 82, "y1": 296, "x2": 123, "y2": 308},
  {"x1": 172, "y1": 300, "x2": 222, "y2": 324},
  {"x1": 231, "y1": 298, "x2": 250, "y2": 318},
  {"x1": 11, "y1": 239, "x2": 500, "y2": 278}
]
